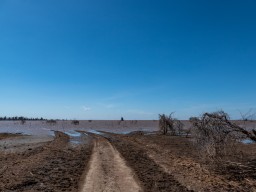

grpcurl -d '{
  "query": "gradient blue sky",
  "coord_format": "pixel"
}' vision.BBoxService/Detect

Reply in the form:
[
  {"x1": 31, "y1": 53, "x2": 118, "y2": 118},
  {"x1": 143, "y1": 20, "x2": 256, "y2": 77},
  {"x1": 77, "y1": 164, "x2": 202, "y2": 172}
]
[{"x1": 0, "y1": 0, "x2": 255, "y2": 120}]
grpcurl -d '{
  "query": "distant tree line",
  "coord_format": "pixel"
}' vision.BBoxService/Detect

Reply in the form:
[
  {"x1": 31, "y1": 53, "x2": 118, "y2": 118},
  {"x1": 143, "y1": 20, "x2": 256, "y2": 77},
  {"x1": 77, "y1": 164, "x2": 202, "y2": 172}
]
[{"x1": 0, "y1": 116, "x2": 46, "y2": 121}]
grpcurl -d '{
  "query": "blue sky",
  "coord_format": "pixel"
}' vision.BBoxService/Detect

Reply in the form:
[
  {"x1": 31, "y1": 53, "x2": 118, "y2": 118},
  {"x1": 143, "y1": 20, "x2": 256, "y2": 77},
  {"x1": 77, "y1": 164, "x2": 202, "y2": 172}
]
[{"x1": 0, "y1": 0, "x2": 255, "y2": 120}]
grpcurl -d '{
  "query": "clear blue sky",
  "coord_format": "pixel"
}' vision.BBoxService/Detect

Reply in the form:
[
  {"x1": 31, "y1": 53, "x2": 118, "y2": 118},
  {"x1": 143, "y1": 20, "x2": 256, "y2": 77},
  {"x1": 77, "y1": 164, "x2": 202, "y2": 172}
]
[{"x1": 0, "y1": 0, "x2": 255, "y2": 120}]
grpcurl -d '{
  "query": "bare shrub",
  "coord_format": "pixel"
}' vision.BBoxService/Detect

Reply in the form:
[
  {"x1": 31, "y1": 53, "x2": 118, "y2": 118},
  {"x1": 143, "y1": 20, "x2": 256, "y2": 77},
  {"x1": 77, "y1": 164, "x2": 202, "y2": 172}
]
[
  {"x1": 71, "y1": 120, "x2": 79, "y2": 125},
  {"x1": 159, "y1": 114, "x2": 172, "y2": 135},
  {"x1": 46, "y1": 120, "x2": 57, "y2": 125},
  {"x1": 184, "y1": 127, "x2": 191, "y2": 138},
  {"x1": 132, "y1": 120, "x2": 138, "y2": 124},
  {"x1": 159, "y1": 113, "x2": 184, "y2": 135},
  {"x1": 191, "y1": 111, "x2": 256, "y2": 162},
  {"x1": 20, "y1": 119, "x2": 26, "y2": 125},
  {"x1": 173, "y1": 120, "x2": 184, "y2": 136},
  {"x1": 239, "y1": 108, "x2": 256, "y2": 122}
]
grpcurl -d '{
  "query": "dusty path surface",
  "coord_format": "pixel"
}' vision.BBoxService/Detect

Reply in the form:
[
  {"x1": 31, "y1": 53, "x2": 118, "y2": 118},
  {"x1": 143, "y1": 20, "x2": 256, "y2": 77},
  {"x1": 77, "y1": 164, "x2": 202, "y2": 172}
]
[{"x1": 81, "y1": 135, "x2": 142, "y2": 192}]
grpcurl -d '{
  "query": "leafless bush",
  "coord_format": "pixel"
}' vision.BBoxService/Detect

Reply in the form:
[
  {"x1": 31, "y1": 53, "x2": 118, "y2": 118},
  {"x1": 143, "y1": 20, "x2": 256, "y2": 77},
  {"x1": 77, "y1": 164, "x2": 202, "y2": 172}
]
[
  {"x1": 184, "y1": 127, "x2": 191, "y2": 138},
  {"x1": 159, "y1": 113, "x2": 184, "y2": 135},
  {"x1": 71, "y1": 120, "x2": 79, "y2": 125},
  {"x1": 159, "y1": 114, "x2": 173, "y2": 135},
  {"x1": 190, "y1": 111, "x2": 256, "y2": 161},
  {"x1": 20, "y1": 119, "x2": 26, "y2": 125},
  {"x1": 174, "y1": 120, "x2": 184, "y2": 135},
  {"x1": 46, "y1": 120, "x2": 57, "y2": 125},
  {"x1": 132, "y1": 120, "x2": 138, "y2": 124},
  {"x1": 239, "y1": 108, "x2": 256, "y2": 122}
]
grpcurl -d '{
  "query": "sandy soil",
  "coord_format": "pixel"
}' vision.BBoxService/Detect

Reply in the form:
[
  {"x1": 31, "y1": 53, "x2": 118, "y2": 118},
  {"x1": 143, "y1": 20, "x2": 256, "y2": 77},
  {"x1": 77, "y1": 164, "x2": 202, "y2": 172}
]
[{"x1": 81, "y1": 134, "x2": 141, "y2": 192}]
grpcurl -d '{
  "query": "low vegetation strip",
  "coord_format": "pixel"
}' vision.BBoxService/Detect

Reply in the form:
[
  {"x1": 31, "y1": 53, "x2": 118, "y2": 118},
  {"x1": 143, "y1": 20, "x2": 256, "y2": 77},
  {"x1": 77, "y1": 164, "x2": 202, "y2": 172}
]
[{"x1": 106, "y1": 134, "x2": 191, "y2": 192}]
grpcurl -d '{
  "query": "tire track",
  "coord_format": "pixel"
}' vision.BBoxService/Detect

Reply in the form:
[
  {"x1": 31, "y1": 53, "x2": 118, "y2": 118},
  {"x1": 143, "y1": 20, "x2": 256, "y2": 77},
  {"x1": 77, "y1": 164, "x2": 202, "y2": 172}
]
[
  {"x1": 80, "y1": 134, "x2": 142, "y2": 192},
  {"x1": 106, "y1": 134, "x2": 192, "y2": 192}
]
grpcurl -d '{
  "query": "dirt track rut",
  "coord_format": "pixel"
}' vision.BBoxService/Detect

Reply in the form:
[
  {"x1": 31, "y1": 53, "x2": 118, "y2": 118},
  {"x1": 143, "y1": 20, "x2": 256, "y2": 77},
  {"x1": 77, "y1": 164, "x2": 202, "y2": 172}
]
[{"x1": 81, "y1": 135, "x2": 142, "y2": 192}]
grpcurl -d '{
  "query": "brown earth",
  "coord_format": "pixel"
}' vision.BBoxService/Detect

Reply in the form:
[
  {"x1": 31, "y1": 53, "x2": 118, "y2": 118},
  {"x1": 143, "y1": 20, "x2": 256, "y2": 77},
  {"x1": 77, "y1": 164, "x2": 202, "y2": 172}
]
[
  {"x1": 80, "y1": 134, "x2": 141, "y2": 192},
  {"x1": 105, "y1": 134, "x2": 191, "y2": 192},
  {"x1": 0, "y1": 130, "x2": 256, "y2": 192},
  {"x1": 104, "y1": 132, "x2": 256, "y2": 192},
  {"x1": 0, "y1": 132, "x2": 93, "y2": 192},
  {"x1": 0, "y1": 133, "x2": 23, "y2": 140}
]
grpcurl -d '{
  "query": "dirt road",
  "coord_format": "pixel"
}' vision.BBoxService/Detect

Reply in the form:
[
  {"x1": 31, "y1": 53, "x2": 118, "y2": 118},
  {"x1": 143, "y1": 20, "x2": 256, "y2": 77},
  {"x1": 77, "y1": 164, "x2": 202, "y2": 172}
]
[
  {"x1": 1, "y1": 130, "x2": 255, "y2": 191},
  {"x1": 81, "y1": 135, "x2": 142, "y2": 192}
]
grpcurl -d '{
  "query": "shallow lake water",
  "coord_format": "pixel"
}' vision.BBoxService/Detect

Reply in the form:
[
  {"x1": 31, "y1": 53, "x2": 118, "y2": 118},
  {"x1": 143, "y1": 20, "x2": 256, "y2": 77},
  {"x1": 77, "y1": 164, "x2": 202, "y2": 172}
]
[{"x1": 0, "y1": 120, "x2": 159, "y2": 136}]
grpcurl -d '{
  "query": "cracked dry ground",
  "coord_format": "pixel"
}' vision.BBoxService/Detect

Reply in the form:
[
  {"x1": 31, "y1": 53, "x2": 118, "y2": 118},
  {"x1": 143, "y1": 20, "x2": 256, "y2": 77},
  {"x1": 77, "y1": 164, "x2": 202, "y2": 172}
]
[{"x1": 1, "y1": 132, "x2": 256, "y2": 192}]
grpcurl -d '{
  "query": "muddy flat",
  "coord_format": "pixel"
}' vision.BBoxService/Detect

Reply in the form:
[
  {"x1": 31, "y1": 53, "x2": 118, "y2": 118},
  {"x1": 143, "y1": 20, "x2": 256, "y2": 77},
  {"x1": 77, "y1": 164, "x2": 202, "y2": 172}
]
[
  {"x1": 0, "y1": 132, "x2": 93, "y2": 191},
  {"x1": 0, "y1": 128, "x2": 256, "y2": 191},
  {"x1": 108, "y1": 132, "x2": 256, "y2": 192}
]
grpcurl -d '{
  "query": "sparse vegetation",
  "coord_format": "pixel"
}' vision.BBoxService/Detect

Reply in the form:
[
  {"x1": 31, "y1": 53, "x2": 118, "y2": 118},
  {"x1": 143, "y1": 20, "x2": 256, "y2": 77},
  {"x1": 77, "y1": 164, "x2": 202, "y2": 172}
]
[
  {"x1": 46, "y1": 119, "x2": 57, "y2": 125},
  {"x1": 190, "y1": 111, "x2": 256, "y2": 162},
  {"x1": 159, "y1": 114, "x2": 173, "y2": 135},
  {"x1": 1, "y1": 117, "x2": 256, "y2": 191},
  {"x1": 173, "y1": 119, "x2": 184, "y2": 136},
  {"x1": 72, "y1": 120, "x2": 80, "y2": 125},
  {"x1": 20, "y1": 119, "x2": 26, "y2": 125},
  {"x1": 131, "y1": 120, "x2": 138, "y2": 124},
  {"x1": 0, "y1": 116, "x2": 45, "y2": 121},
  {"x1": 158, "y1": 113, "x2": 185, "y2": 135}
]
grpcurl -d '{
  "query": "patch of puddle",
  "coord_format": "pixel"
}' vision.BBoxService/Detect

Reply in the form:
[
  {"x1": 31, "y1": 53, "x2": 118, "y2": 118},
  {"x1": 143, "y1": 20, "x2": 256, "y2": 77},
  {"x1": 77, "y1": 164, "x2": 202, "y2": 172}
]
[
  {"x1": 120, "y1": 131, "x2": 132, "y2": 134},
  {"x1": 48, "y1": 130, "x2": 55, "y2": 137},
  {"x1": 87, "y1": 130, "x2": 105, "y2": 135},
  {"x1": 241, "y1": 139, "x2": 255, "y2": 144},
  {"x1": 71, "y1": 140, "x2": 80, "y2": 144},
  {"x1": 64, "y1": 130, "x2": 84, "y2": 145},
  {"x1": 64, "y1": 130, "x2": 82, "y2": 137},
  {"x1": 119, "y1": 128, "x2": 154, "y2": 135}
]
